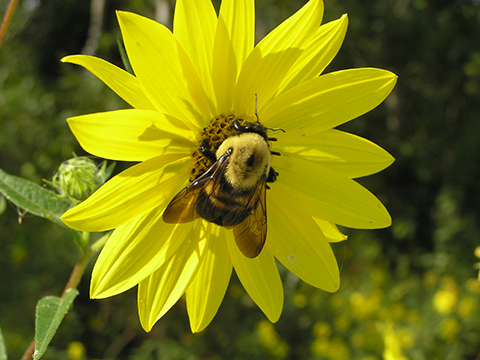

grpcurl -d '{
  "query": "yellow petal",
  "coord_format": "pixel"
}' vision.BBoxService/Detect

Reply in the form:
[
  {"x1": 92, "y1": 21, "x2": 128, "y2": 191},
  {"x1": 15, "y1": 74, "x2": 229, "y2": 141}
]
[
  {"x1": 267, "y1": 193, "x2": 339, "y2": 291},
  {"x1": 277, "y1": 129, "x2": 395, "y2": 178},
  {"x1": 61, "y1": 55, "x2": 157, "y2": 111},
  {"x1": 61, "y1": 155, "x2": 190, "y2": 232},
  {"x1": 118, "y1": 11, "x2": 209, "y2": 126},
  {"x1": 138, "y1": 221, "x2": 207, "y2": 332},
  {"x1": 272, "y1": 155, "x2": 391, "y2": 229},
  {"x1": 261, "y1": 68, "x2": 397, "y2": 133},
  {"x1": 186, "y1": 225, "x2": 233, "y2": 333},
  {"x1": 276, "y1": 14, "x2": 348, "y2": 95},
  {"x1": 235, "y1": 0, "x2": 324, "y2": 115},
  {"x1": 211, "y1": 10, "x2": 236, "y2": 112},
  {"x1": 226, "y1": 231, "x2": 283, "y2": 322},
  {"x1": 219, "y1": 0, "x2": 254, "y2": 78},
  {"x1": 313, "y1": 218, "x2": 348, "y2": 243},
  {"x1": 90, "y1": 208, "x2": 194, "y2": 298},
  {"x1": 67, "y1": 109, "x2": 195, "y2": 162},
  {"x1": 173, "y1": 0, "x2": 217, "y2": 109}
]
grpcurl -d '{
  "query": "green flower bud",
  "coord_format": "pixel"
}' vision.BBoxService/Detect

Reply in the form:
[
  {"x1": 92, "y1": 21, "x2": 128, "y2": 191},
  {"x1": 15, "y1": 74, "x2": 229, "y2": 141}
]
[{"x1": 51, "y1": 156, "x2": 107, "y2": 203}]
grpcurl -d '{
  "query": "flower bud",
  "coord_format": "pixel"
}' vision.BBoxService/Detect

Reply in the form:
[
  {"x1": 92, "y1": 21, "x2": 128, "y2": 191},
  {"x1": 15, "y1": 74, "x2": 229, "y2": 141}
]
[{"x1": 52, "y1": 156, "x2": 106, "y2": 203}]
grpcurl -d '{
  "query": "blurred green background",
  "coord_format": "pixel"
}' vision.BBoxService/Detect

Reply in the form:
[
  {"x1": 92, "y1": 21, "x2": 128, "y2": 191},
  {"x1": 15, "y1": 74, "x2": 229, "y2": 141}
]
[{"x1": 1, "y1": 0, "x2": 480, "y2": 359}]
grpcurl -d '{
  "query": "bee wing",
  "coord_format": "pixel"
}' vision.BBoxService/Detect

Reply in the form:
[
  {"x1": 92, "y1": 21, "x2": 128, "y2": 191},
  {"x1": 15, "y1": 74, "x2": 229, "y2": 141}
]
[
  {"x1": 232, "y1": 177, "x2": 267, "y2": 258},
  {"x1": 162, "y1": 154, "x2": 229, "y2": 224}
]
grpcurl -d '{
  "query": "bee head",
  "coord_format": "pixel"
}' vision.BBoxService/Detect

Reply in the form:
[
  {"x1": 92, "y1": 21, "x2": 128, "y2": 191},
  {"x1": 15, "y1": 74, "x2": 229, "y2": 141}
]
[{"x1": 216, "y1": 133, "x2": 271, "y2": 190}]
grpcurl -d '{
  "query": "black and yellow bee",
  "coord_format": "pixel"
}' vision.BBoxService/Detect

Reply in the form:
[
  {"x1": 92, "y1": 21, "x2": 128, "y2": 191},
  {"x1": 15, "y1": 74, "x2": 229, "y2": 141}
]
[{"x1": 163, "y1": 120, "x2": 279, "y2": 258}]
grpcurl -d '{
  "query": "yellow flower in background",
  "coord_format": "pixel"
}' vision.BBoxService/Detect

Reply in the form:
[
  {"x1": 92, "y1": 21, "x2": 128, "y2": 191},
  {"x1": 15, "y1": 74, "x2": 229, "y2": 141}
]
[
  {"x1": 381, "y1": 322, "x2": 409, "y2": 360},
  {"x1": 67, "y1": 341, "x2": 86, "y2": 360},
  {"x1": 61, "y1": 0, "x2": 396, "y2": 332},
  {"x1": 433, "y1": 277, "x2": 458, "y2": 315},
  {"x1": 433, "y1": 288, "x2": 458, "y2": 315}
]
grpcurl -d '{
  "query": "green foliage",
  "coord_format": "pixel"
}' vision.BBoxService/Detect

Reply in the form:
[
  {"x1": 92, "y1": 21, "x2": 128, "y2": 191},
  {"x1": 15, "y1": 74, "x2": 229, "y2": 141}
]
[
  {"x1": 117, "y1": 39, "x2": 134, "y2": 75},
  {"x1": 0, "y1": 169, "x2": 72, "y2": 228},
  {"x1": 0, "y1": 325, "x2": 6, "y2": 360},
  {"x1": 0, "y1": 168, "x2": 82, "y2": 246},
  {"x1": 0, "y1": 161, "x2": 99, "y2": 359},
  {"x1": 34, "y1": 289, "x2": 79, "y2": 360},
  {"x1": 0, "y1": 196, "x2": 6, "y2": 215}
]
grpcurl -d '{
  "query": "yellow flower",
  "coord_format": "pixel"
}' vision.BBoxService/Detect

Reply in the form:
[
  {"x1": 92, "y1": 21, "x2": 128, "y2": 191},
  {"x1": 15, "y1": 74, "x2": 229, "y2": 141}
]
[
  {"x1": 433, "y1": 288, "x2": 458, "y2": 315},
  {"x1": 67, "y1": 341, "x2": 86, "y2": 360},
  {"x1": 433, "y1": 277, "x2": 458, "y2": 315},
  {"x1": 381, "y1": 322, "x2": 409, "y2": 360},
  {"x1": 61, "y1": 0, "x2": 396, "y2": 332}
]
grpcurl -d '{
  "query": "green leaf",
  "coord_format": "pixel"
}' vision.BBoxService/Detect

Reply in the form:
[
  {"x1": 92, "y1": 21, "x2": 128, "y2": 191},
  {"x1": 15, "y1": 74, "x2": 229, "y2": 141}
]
[
  {"x1": 0, "y1": 169, "x2": 72, "y2": 228},
  {"x1": 0, "y1": 196, "x2": 6, "y2": 215},
  {"x1": 34, "y1": 289, "x2": 79, "y2": 360},
  {"x1": 117, "y1": 38, "x2": 133, "y2": 75},
  {"x1": 0, "y1": 325, "x2": 7, "y2": 360},
  {"x1": 103, "y1": 161, "x2": 116, "y2": 181}
]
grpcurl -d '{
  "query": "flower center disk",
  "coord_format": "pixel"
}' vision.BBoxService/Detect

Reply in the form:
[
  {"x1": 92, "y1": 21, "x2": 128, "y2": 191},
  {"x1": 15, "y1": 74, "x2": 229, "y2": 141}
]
[{"x1": 190, "y1": 114, "x2": 256, "y2": 182}]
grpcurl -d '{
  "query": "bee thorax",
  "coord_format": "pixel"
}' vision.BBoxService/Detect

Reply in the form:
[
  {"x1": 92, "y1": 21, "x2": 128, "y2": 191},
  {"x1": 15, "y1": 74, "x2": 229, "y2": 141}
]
[{"x1": 217, "y1": 133, "x2": 271, "y2": 190}]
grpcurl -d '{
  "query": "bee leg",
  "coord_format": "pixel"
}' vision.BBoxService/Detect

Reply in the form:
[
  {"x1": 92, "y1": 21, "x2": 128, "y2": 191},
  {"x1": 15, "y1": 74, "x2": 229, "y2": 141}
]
[
  {"x1": 231, "y1": 119, "x2": 243, "y2": 133},
  {"x1": 268, "y1": 137, "x2": 278, "y2": 142},
  {"x1": 267, "y1": 167, "x2": 278, "y2": 183},
  {"x1": 267, "y1": 127, "x2": 286, "y2": 133},
  {"x1": 231, "y1": 119, "x2": 259, "y2": 133},
  {"x1": 270, "y1": 151, "x2": 281, "y2": 156},
  {"x1": 198, "y1": 138, "x2": 216, "y2": 163}
]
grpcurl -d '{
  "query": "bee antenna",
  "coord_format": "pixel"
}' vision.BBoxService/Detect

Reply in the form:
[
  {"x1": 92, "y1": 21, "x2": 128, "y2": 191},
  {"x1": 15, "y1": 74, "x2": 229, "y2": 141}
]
[{"x1": 254, "y1": 93, "x2": 259, "y2": 122}]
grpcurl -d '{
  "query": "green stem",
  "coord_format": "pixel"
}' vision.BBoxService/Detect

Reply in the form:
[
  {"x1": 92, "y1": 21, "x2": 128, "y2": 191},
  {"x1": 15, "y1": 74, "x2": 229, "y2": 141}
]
[
  {"x1": 20, "y1": 232, "x2": 102, "y2": 360},
  {"x1": 90, "y1": 231, "x2": 111, "y2": 252},
  {"x1": 0, "y1": 0, "x2": 20, "y2": 50},
  {"x1": 62, "y1": 244, "x2": 93, "y2": 297}
]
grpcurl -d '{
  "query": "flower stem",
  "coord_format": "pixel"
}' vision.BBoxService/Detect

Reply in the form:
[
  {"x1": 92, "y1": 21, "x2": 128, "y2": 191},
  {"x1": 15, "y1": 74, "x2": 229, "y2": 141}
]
[
  {"x1": 0, "y1": 0, "x2": 20, "y2": 50},
  {"x1": 62, "y1": 243, "x2": 93, "y2": 297},
  {"x1": 20, "y1": 341, "x2": 35, "y2": 360},
  {"x1": 19, "y1": 232, "x2": 102, "y2": 360}
]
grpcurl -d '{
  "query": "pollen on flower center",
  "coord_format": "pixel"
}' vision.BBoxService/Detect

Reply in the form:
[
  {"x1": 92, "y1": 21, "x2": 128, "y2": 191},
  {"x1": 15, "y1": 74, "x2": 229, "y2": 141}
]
[{"x1": 189, "y1": 113, "x2": 269, "y2": 182}]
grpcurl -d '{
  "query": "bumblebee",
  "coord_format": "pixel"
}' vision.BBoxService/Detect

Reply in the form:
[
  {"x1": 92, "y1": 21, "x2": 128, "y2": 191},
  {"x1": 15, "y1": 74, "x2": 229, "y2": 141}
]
[{"x1": 162, "y1": 120, "x2": 279, "y2": 258}]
